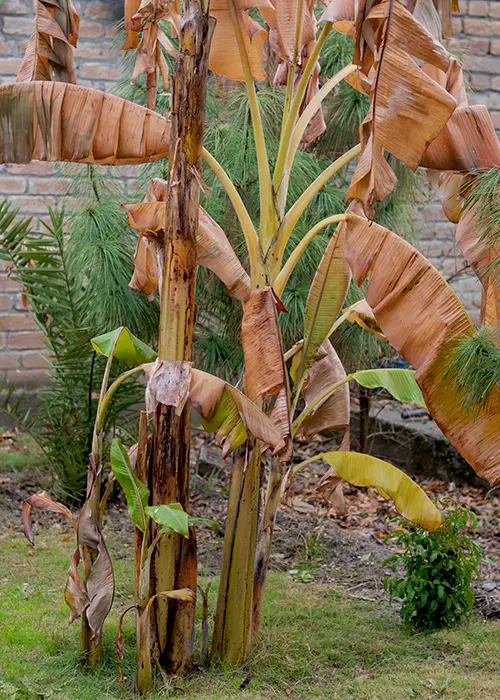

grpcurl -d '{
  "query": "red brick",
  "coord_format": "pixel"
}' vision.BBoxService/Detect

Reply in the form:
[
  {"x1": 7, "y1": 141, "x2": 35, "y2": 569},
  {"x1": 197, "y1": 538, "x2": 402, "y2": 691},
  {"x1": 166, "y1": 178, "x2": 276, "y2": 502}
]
[
  {"x1": 2, "y1": 17, "x2": 34, "y2": 35},
  {"x1": 78, "y1": 63, "x2": 122, "y2": 81},
  {"x1": 449, "y1": 37, "x2": 490, "y2": 54},
  {"x1": 0, "y1": 294, "x2": 13, "y2": 311},
  {"x1": 0, "y1": 352, "x2": 21, "y2": 370},
  {"x1": 0, "y1": 40, "x2": 9, "y2": 54},
  {"x1": 29, "y1": 178, "x2": 70, "y2": 195},
  {"x1": 463, "y1": 18, "x2": 500, "y2": 35},
  {"x1": 0, "y1": 0, "x2": 32, "y2": 14},
  {"x1": 0, "y1": 313, "x2": 35, "y2": 331},
  {"x1": 452, "y1": 17, "x2": 463, "y2": 33},
  {"x1": 0, "y1": 274, "x2": 21, "y2": 292},
  {"x1": 8, "y1": 196, "x2": 56, "y2": 214},
  {"x1": 490, "y1": 2, "x2": 500, "y2": 18},
  {"x1": 0, "y1": 333, "x2": 6, "y2": 351},
  {"x1": 492, "y1": 75, "x2": 500, "y2": 90},
  {"x1": 7, "y1": 163, "x2": 56, "y2": 176},
  {"x1": 461, "y1": 54, "x2": 500, "y2": 74},
  {"x1": 77, "y1": 20, "x2": 103, "y2": 39},
  {"x1": 0, "y1": 57, "x2": 22, "y2": 74},
  {"x1": 468, "y1": 1, "x2": 489, "y2": 14},
  {"x1": 75, "y1": 43, "x2": 115, "y2": 60},
  {"x1": 21, "y1": 350, "x2": 49, "y2": 369},
  {"x1": 0, "y1": 176, "x2": 26, "y2": 194},
  {"x1": 84, "y1": 2, "x2": 112, "y2": 20},
  {"x1": 7, "y1": 368, "x2": 49, "y2": 386},
  {"x1": 104, "y1": 25, "x2": 119, "y2": 39},
  {"x1": 491, "y1": 39, "x2": 500, "y2": 54},
  {"x1": 7, "y1": 331, "x2": 46, "y2": 350},
  {"x1": 470, "y1": 73, "x2": 491, "y2": 90}
]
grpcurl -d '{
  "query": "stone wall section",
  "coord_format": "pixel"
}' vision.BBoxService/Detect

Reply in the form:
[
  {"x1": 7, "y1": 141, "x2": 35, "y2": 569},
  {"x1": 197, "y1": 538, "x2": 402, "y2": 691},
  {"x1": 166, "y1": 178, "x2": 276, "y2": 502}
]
[{"x1": 0, "y1": 0, "x2": 499, "y2": 385}]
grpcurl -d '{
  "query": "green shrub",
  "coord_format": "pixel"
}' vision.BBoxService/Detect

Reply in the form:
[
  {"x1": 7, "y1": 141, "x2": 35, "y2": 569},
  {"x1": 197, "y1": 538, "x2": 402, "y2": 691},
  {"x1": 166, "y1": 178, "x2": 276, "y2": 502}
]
[{"x1": 383, "y1": 507, "x2": 481, "y2": 632}]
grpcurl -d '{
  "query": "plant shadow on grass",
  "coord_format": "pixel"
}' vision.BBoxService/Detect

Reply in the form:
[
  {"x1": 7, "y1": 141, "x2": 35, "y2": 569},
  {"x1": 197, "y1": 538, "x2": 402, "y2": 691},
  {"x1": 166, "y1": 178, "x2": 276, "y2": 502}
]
[{"x1": 0, "y1": 531, "x2": 499, "y2": 699}]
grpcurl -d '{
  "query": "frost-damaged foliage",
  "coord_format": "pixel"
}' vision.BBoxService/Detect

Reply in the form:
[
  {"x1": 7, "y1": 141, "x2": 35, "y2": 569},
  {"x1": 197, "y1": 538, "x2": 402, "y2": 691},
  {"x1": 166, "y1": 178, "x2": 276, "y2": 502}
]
[
  {"x1": 17, "y1": 0, "x2": 79, "y2": 83},
  {"x1": 6, "y1": 0, "x2": 499, "y2": 689}
]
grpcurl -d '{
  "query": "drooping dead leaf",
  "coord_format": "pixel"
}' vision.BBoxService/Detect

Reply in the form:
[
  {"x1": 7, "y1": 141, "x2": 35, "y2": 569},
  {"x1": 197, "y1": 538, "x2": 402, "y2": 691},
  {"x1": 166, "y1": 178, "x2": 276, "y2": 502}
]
[
  {"x1": 122, "y1": 0, "x2": 142, "y2": 49},
  {"x1": 456, "y1": 203, "x2": 500, "y2": 329},
  {"x1": 261, "y1": 0, "x2": 315, "y2": 64},
  {"x1": 301, "y1": 340, "x2": 350, "y2": 439},
  {"x1": 316, "y1": 468, "x2": 348, "y2": 515},
  {"x1": 145, "y1": 359, "x2": 192, "y2": 415},
  {"x1": 17, "y1": 0, "x2": 79, "y2": 83},
  {"x1": 22, "y1": 491, "x2": 76, "y2": 545},
  {"x1": 320, "y1": 0, "x2": 356, "y2": 34},
  {"x1": 343, "y1": 212, "x2": 500, "y2": 486},
  {"x1": 342, "y1": 299, "x2": 387, "y2": 343},
  {"x1": 64, "y1": 548, "x2": 89, "y2": 625},
  {"x1": 208, "y1": 0, "x2": 272, "y2": 81},
  {"x1": 126, "y1": 180, "x2": 250, "y2": 300},
  {"x1": 241, "y1": 287, "x2": 286, "y2": 401},
  {"x1": 0, "y1": 82, "x2": 170, "y2": 166},
  {"x1": 346, "y1": 0, "x2": 455, "y2": 212},
  {"x1": 427, "y1": 170, "x2": 464, "y2": 224}
]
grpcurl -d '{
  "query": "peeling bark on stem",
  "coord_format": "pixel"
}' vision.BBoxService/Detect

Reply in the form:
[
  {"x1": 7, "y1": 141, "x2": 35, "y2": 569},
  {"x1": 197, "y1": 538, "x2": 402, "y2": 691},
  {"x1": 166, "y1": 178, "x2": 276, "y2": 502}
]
[{"x1": 149, "y1": 0, "x2": 214, "y2": 677}]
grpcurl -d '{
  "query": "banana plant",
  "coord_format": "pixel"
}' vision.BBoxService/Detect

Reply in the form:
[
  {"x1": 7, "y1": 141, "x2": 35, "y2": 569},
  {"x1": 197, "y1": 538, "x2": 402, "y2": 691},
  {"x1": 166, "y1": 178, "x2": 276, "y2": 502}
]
[
  {"x1": 6, "y1": 0, "x2": 500, "y2": 681},
  {"x1": 21, "y1": 325, "x2": 156, "y2": 664}
]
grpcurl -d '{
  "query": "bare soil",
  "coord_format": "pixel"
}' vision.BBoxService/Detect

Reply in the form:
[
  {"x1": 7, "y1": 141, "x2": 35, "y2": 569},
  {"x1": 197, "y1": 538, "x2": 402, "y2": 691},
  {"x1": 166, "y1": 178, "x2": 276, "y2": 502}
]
[{"x1": 1, "y1": 428, "x2": 499, "y2": 619}]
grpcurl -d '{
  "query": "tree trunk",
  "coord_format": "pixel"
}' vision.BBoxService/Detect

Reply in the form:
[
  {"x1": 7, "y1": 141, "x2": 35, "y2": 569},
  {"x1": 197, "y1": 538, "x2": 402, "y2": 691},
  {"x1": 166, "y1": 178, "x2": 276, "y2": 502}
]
[{"x1": 148, "y1": 0, "x2": 215, "y2": 676}]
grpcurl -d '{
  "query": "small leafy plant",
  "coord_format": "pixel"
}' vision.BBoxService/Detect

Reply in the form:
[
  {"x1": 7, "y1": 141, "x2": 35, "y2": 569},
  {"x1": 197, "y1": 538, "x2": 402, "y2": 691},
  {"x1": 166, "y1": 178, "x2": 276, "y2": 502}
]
[{"x1": 383, "y1": 507, "x2": 481, "y2": 632}]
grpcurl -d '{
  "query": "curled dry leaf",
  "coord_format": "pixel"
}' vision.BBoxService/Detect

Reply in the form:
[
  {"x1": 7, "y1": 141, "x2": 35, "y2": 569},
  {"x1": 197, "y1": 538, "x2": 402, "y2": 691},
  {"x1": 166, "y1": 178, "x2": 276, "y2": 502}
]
[
  {"x1": 342, "y1": 299, "x2": 387, "y2": 343},
  {"x1": 320, "y1": 0, "x2": 356, "y2": 34},
  {"x1": 208, "y1": 0, "x2": 272, "y2": 81},
  {"x1": 126, "y1": 179, "x2": 251, "y2": 300},
  {"x1": 301, "y1": 341, "x2": 350, "y2": 440},
  {"x1": 261, "y1": 0, "x2": 315, "y2": 63},
  {"x1": 346, "y1": 0, "x2": 455, "y2": 211},
  {"x1": 241, "y1": 287, "x2": 286, "y2": 401},
  {"x1": 316, "y1": 469, "x2": 348, "y2": 516},
  {"x1": 145, "y1": 359, "x2": 192, "y2": 415},
  {"x1": 17, "y1": 0, "x2": 79, "y2": 83},
  {"x1": 122, "y1": 0, "x2": 142, "y2": 49},
  {"x1": 22, "y1": 490, "x2": 76, "y2": 545},
  {"x1": 0, "y1": 82, "x2": 170, "y2": 166},
  {"x1": 343, "y1": 212, "x2": 500, "y2": 486}
]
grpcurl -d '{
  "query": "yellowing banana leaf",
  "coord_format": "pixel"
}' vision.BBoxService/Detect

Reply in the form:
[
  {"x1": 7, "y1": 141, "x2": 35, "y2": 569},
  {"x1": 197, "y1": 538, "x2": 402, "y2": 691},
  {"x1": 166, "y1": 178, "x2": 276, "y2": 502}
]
[
  {"x1": 241, "y1": 287, "x2": 286, "y2": 401},
  {"x1": 91, "y1": 327, "x2": 157, "y2": 366},
  {"x1": 352, "y1": 369, "x2": 425, "y2": 405},
  {"x1": 320, "y1": 451, "x2": 442, "y2": 531},
  {"x1": 110, "y1": 439, "x2": 150, "y2": 532},
  {"x1": 301, "y1": 224, "x2": 351, "y2": 377},
  {"x1": 17, "y1": 0, "x2": 79, "y2": 83},
  {"x1": 301, "y1": 340, "x2": 350, "y2": 439},
  {"x1": 208, "y1": 0, "x2": 272, "y2": 81},
  {"x1": 346, "y1": 0, "x2": 455, "y2": 211},
  {"x1": 343, "y1": 212, "x2": 500, "y2": 486},
  {"x1": 0, "y1": 82, "x2": 170, "y2": 166},
  {"x1": 189, "y1": 367, "x2": 286, "y2": 456}
]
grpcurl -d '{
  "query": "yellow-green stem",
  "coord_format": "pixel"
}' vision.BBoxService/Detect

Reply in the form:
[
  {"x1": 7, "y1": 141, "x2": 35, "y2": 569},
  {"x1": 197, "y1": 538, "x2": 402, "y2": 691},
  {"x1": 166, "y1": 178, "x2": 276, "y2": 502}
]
[
  {"x1": 273, "y1": 22, "x2": 333, "y2": 200},
  {"x1": 271, "y1": 144, "x2": 360, "y2": 273},
  {"x1": 227, "y1": 0, "x2": 277, "y2": 256},
  {"x1": 286, "y1": 63, "x2": 357, "y2": 176},
  {"x1": 202, "y1": 147, "x2": 261, "y2": 283},
  {"x1": 273, "y1": 214, "x2": 347, "y2": 297}
]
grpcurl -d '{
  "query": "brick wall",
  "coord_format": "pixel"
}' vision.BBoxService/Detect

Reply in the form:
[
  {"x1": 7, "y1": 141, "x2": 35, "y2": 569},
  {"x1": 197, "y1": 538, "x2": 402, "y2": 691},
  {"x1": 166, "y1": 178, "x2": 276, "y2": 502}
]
[{"x1": 0, "y1": 0, "x2": 498, "y2": 386}]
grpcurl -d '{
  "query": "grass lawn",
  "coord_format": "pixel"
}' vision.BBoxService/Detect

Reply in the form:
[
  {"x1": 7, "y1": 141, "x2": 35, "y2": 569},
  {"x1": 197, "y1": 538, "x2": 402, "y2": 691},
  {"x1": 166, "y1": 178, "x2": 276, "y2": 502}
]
[{"x1": 0, "y1": 527, "x2": 499, "y2": 699}]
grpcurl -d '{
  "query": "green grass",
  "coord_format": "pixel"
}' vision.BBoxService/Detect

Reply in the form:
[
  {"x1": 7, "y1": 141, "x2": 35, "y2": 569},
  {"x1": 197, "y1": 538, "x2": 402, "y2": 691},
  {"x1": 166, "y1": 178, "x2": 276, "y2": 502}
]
[
  {"x1": 0, "y1": 529, "x2": 499, "y2": 699},
  {"x1": 0, "y1": 434, "x2": 41, "y2": 473}
]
